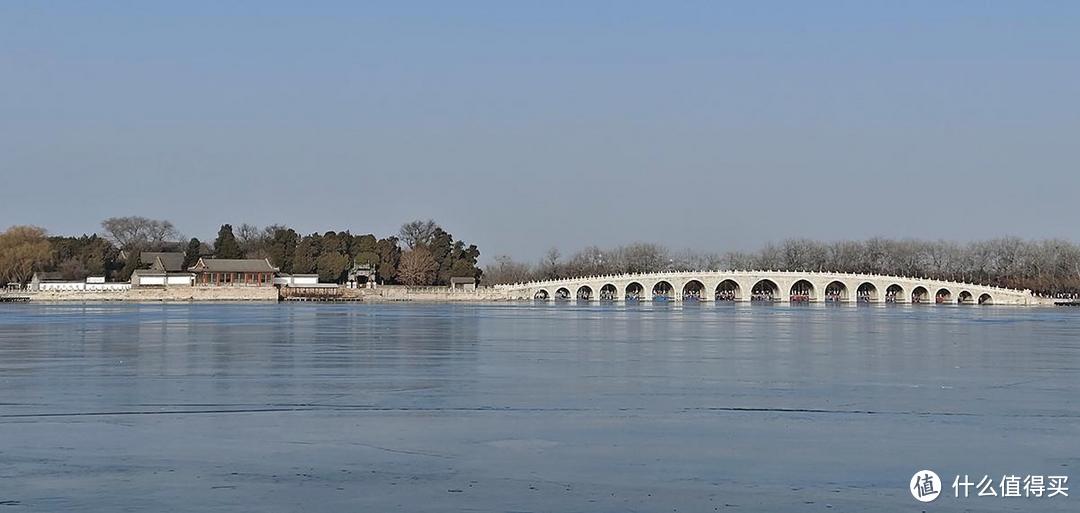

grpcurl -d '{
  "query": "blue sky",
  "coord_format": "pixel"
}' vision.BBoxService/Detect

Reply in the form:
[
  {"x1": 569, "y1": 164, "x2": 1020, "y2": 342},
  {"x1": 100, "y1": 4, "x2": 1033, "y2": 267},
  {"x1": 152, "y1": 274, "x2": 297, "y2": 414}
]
[{"x1": 2, "y1": 1, "x2": 1078, "y2": 260}]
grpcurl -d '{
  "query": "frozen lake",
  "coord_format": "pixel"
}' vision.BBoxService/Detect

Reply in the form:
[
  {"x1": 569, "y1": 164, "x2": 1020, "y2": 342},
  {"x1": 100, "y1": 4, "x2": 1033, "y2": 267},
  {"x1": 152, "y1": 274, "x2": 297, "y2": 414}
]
[{"x1": 0, "y1": 303, "x2": 1077, "y2": 512}]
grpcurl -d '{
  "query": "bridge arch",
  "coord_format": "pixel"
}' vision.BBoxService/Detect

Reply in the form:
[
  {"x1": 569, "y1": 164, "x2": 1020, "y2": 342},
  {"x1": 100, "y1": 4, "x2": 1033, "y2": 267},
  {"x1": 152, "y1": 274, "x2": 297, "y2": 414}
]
[
  {"x1": 652, "y1": 281, "x2": 674, "y2": 301},
  {"x1": 886, "y1": 284, "x2": 904, "y2": 303},
  {"x1": 751, "y1": 279, "x2": 780, "y2": 302},
  {"x1": 824, "y1": 281, "x2": 848, "y2": 302},
  {"x1": 715, "y1": 279, "x2": 741, "y2": 301},
  {"x1": 857, "y1": 282, "x2": 878, "y2": 302},
  {"x1": 500, "y1": 271, "x2": 1039, "y2": 305},
  {"x1": 789, "y1": 280, "x2": 815, "y2": 302},
  {"x1": 682, "y1": 280, "x2": 705, "y2": 301}
]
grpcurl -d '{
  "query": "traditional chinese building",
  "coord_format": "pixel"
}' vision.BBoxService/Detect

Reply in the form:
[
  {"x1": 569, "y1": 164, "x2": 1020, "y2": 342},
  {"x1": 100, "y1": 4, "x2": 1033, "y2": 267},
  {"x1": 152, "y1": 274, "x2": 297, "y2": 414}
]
[
  {"x1": 29, "y1": 272, "x2": 69, "y2": 291},
  {"x1": 132, "y1": 252, "x2": 195, "y2": 287},
  {"x1": 140, "y1": 252, "x2": 186, "y2": 273},
  {"x1": 188, "y1": 258, "x2": 279, "y2": 286},
  {"x1": 449, "y1": 277, "x2": 476, "y2": 291}
]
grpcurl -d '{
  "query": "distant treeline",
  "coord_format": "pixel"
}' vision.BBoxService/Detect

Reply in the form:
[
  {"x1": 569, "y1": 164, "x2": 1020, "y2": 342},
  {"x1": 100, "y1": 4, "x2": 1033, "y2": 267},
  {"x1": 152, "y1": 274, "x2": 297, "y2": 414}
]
[
  {"x1": 0, "y1": 217, "x2": 482, "y2": 286},
  {"x1": 484, "y1": 238, "x2": 1080, "y2": 294}
]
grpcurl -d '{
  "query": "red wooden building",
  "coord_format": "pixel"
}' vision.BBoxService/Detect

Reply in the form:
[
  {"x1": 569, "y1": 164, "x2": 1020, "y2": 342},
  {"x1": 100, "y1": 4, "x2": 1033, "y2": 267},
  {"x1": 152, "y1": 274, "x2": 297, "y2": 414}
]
[{"x1": 188, "y1": 258, "x2": 279, "y2": 287}]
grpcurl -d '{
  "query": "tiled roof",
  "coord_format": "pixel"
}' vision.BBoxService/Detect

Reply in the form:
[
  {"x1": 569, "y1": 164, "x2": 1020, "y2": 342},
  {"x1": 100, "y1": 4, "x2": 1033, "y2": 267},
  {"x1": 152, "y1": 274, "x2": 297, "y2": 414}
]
[
  {"x1": 33, "y1": 271, "x2": 66, "y2": 281},
  {"x1": 189, "y1": 258, "x2": 279, "y2": 273},
  {"x1": 141, "y1": 252, "x2": 186, "y2": 272}
]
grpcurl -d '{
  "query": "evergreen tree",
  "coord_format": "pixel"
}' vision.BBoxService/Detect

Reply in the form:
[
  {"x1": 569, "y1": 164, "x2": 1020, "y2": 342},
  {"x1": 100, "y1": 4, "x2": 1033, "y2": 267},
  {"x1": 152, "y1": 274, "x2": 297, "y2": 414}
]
[
  {"x1": 46, "y1": 234, "x2": 121, "y2": 279},
  {"x1": 375, "y1": 237, "x2": 402, "y2": 284},
  {"x1": 428, "y1": 228, "x2": 454, "y2": 285},
  {"x1": 321, "y1": 231, "x2": 351, "y2": 256},
  {"x1": 292, "y1": 233, "x2": 322, "y2": 274},
  {"x1": 118, "y1": 249, "x2": 142, "y2": 281},
  {"x1": 266, "y1": 227, "x2": 298, "y2": 273},
  {"x1": 316, "y1": 252, "x2": 350, "y2": 283},
  {"x1": 182, "y1": 238, "x2": 202, "y2": 269},
  {"x1": 213, "y1": 224, "x2": 243, "y2": 259},
  {"x1": 352, "y1": 234, "x2": 380, "y2": 270}
]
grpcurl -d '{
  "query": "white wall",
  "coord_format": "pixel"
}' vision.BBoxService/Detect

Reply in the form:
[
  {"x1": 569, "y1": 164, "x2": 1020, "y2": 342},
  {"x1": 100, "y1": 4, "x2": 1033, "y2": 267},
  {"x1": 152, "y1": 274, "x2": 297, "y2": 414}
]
[
  {"x1": 39, "y1": 281, "x2": 131, "y2": 292},
  {"x1": 139, "y1": 276, "x2": 166, "y2": 286},
  {"x1": 275, "y1": 275, "x2": 320, "y2": 286},
  {"x1": 292, "y1": 275, "x2": 319, "y2": 285},
  {"x1": 87, "y1": 283, "x2": 131, "y2": 291},
  {"x1": 166, "y1": 275, "x2": 193, "y2": 286},
  {"x1": 39, "y1": 281, "x2": 87, "y2": 291}
]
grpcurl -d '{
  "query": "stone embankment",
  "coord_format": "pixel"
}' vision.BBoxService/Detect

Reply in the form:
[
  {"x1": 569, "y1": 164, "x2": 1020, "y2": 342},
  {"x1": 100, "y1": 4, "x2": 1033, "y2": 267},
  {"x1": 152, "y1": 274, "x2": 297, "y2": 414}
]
[
  {"x1": 13, "y1": 285, "x2": 514, "y2": 303},
  {"x1": 23, "y1": 286, "x2": 278, "y2": 302},
  {"x1": 352, "y1": 285, "x2": 512, "y2": 302}
]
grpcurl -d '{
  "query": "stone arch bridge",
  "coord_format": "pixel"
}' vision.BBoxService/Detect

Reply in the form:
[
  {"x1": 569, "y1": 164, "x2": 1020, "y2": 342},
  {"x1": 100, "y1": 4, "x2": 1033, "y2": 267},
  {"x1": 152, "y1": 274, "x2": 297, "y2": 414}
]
[{"x1": 495, "y1": 271, "x2": 1047, "y2": 305}]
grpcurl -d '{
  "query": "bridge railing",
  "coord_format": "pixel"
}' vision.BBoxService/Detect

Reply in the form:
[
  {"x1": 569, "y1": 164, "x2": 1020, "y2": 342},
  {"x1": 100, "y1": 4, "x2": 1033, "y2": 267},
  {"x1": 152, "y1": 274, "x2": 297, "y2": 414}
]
[{"x1": 493, "y1": 270, "x2": 1028, "y2": 295}]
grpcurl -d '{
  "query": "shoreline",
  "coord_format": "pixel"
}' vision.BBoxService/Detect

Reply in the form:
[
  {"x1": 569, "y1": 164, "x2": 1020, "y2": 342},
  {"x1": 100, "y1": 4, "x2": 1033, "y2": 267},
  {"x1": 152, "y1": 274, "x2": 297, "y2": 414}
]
[
  {"x1": 0, "y1": 283, "x2": 1066, "y2": 305},
  {"x1": 3, "y1": 292, "x2": 1068, "y2": 307},
  {"x1": 3, "y1": 286, "x2": 516, "y2": 304}
]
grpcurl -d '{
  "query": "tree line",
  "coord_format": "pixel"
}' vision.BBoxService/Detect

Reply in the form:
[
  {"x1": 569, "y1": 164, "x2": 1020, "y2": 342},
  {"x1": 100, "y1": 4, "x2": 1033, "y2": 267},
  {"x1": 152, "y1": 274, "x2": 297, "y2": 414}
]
[
  {"x1": 6, "y1": 221, "x2": 1080, "y2": 294},
  {"x1": 0, "y1": 217, "x2": 482, "y2": 287},
  {"x1": 483, "y1": 238, "x2": 1080, "y2": 295}
]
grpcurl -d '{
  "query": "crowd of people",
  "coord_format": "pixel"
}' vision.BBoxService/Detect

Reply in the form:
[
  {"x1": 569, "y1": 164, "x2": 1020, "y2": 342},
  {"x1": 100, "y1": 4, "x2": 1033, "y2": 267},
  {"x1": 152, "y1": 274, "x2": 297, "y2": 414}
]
[
  {"x1": 1038, "y1": 292, "x2": 1080, "y2": 300},
  {"x1": 789, "y1": 287, "x2": 812, "y2": 302},
  {"x1": 715, "y1": 289, "x2": 738, "y2": 301},
  {"x1": 751, "y1": 289, "x2": 776, "y2": 301}
]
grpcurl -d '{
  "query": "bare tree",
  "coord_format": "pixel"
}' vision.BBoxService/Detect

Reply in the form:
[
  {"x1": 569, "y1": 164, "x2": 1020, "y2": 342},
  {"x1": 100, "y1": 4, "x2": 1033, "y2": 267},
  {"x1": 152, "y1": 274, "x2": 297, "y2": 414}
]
[
  {"x1": 539, "y1": 247, "x2": 562, "y2": 279},
  {"x1": 722, "y1": 251, "x2": 755, "y2": 270},
  {"x1": 825, "y1": 240, "x2": 861, "y2": 272},
  {"x1": 100, "y1": 216, "x2": 178, "y2": 250},
  {"x1": 398, "y1": 219, "x2": 439, "y2": 249},
  {"x1": 483, "y1": 255, "x2": 533, "y2": 285},
  {"x1": 753, "y1": 242, "x2": 783, "y2": 270},
  {"x1": 235, "y1": 223, "x2": 263, "y2": 257},
  {"x1": 619, "y1": 242, "x2": 668, "y2": 274},
  {"x1": 0, "y1": 226, "x2": 51, "y2": 284},
  {"x1": 564, "y1": 246, "x2": 608, "y2": 277},
  {"x1": 670, "y1": 249, "x2": 722, "y2": 272},
  {"x1": 397, "y1": 247, "x2": 439, "y2": 286},
  {"x1": 520, "y1": 237, "x2": 1080, "y2": 294}
]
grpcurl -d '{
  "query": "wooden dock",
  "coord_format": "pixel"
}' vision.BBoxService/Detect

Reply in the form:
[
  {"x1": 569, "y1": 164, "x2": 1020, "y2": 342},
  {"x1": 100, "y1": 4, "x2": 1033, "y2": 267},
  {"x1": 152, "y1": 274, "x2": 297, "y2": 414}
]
[{"x1": 0, "y1": 296, "x2": 31, "y2": 303}]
